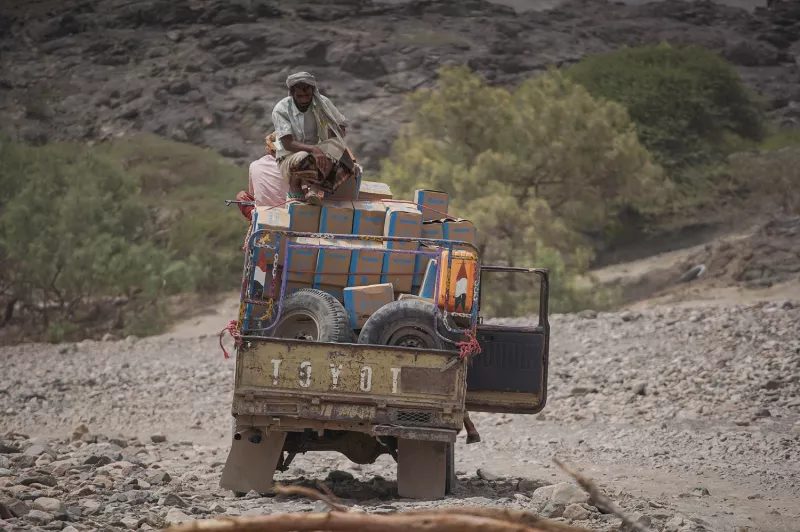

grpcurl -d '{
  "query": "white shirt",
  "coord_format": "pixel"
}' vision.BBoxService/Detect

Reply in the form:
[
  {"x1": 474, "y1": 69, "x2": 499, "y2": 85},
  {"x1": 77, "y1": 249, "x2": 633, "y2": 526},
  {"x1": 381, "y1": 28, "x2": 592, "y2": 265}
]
[{"x1": 271, "y1": 94, "x2": 347, "y2": 160}]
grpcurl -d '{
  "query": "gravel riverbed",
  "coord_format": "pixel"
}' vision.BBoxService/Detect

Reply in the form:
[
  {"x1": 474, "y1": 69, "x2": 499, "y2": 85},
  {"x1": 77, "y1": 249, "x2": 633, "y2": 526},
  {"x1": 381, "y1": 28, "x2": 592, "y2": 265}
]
[{"x1": 2, "y1": 300, "x2": 799, "y2": 531}]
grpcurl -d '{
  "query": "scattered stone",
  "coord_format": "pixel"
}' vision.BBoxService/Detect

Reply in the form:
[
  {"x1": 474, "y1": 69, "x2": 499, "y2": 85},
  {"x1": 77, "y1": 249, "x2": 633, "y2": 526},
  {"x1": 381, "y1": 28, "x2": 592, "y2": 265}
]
[
  {"x1": 150, "y1": 434, "x2": 167, "y2": 444},
  {"x1": 148, "y1": 471, "x2": 172, "y2": 485},
  {"x1": 165, "y1": 508, "x2": 193, "y2": 526},
  {"x1": 18, "y1": 475, "x2": 57, "y2": 487},
  {"x1": 563, "y1": 503, "x2": 591, "y2": 521},
  {"x1": 551, "y1": 483, "x2": 589, "y2": 505},
  {"x1": 0, "y1": 497, "x2": 30, "y2": 518},
  {"x1": 162, "y1": 493, "x2": 188, "y2": 508},
  {"x1": 32, "y1": 498, "x2": 67, "y2": 519},
  {"x1": 538, "y1": 501, "x2": 566, "y2": 518},
  {"x1": 477, "y1": 468, "x2": 501, "y2": 481},
  {"x1": 325, "y1": 470, "x2": 354, "y2": 482},
  {"x1": 25, "y1": 509, "x2": 54, "y2": 524},
  {"x1": 517, "y1": 478, "x2": 546, "y2": 493}
]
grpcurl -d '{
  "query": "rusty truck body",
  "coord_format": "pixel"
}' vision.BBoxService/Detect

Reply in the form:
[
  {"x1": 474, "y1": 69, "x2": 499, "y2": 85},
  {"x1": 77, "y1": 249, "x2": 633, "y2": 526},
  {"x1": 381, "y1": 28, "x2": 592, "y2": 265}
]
[{"x1": 219, "y1": 229, "x2": 550, "y2": 499}]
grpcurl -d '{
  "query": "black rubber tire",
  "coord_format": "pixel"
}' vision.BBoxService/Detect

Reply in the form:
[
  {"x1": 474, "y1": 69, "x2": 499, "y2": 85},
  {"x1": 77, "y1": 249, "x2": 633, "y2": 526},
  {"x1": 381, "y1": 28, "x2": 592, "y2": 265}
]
[
  {"x1": 357, "y1": 298, "x2": 460, "y2": 351},
  {"x1": 269, "y1": 289, "x2": 356, "y2": 343}
]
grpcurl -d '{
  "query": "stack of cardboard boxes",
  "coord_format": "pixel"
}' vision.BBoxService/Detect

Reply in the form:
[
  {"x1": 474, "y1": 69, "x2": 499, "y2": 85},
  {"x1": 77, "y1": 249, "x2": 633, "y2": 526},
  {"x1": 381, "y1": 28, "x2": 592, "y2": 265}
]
[{"x1": 249, "y1": 181, "x2": 476, "y2": 330}]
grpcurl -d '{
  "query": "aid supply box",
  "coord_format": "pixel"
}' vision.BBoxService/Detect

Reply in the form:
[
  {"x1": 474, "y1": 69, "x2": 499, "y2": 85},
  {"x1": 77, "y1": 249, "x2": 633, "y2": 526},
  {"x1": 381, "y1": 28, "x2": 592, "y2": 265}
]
[
  {"x1": 352, "y1": 200, "x2": 387, "y2": 236},
  {"x1": 319, "y1": 200, "x2": 354, "y2": 235},
  {"x1": 414, "y1": 189, "x2": 449, "y2": 221},
  {"x1": 343, "y1": 283, "x2": 394, "y2": 329}
]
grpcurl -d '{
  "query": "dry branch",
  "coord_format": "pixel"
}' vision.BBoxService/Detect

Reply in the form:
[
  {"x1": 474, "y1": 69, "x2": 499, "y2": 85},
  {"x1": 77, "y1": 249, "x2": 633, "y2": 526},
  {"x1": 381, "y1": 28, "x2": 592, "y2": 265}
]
[
  {"x1": 165, "y1": 512, "x2": 555, "y2": 532},
  {"x1": 554, "y1": 457, "x2": 654, "y2": 532},
  {"x1": 272, "y1": 484, "x2": 349, "y2": 512},
  {"x1": 401, "y1": 507, "x2": 590, "y2": 532}
]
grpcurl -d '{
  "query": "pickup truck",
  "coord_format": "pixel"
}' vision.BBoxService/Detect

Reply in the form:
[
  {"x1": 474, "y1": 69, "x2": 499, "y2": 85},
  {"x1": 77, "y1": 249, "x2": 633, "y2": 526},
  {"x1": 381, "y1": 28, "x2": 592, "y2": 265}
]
[{"x1": 219, "y1": 229, "x2": 550, "y2": 499}]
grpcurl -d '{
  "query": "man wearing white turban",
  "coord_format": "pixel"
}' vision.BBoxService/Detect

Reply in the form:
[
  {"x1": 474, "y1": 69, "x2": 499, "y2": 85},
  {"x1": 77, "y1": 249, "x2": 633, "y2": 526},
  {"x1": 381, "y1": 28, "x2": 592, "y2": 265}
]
[{"x1": 271, "y1": 71, "x2": 360, "y2": 205}]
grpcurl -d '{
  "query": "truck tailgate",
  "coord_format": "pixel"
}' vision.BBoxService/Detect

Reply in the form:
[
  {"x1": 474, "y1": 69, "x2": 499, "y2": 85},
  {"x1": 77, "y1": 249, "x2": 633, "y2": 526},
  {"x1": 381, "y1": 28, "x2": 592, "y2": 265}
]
[{"x1": 233, "y1": 338, "x2": 466, "y2": 428}]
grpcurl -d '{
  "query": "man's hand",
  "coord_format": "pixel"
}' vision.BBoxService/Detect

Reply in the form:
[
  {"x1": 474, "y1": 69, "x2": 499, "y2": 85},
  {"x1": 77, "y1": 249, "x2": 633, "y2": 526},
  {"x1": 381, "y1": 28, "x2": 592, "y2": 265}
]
[{"x1": 311, "y1": 146, "x2": 331, "y2": 177}]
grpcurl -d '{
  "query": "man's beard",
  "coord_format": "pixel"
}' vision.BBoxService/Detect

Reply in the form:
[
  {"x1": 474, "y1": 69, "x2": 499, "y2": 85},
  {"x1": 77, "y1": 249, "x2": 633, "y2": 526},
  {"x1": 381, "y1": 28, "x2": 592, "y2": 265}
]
[{"x1": 293, "y1": 96, "x2": 312, "y2": 112}]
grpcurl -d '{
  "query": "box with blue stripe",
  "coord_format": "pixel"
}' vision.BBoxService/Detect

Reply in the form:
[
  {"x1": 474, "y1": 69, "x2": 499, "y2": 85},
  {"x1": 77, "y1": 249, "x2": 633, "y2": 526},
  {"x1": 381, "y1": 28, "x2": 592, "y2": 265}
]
[
  {"x1": 348, "y1": 240, "x2": 385, "y2": 287},
  {"x1": 314, "y1": 239, "x2": 352, "y2": 288},
  {"x1": 319, "y1": 200, "x2": 354, "y2": 235},
  {"x1": 413, "y1": 189, "x2": 449, "y2": 221}
]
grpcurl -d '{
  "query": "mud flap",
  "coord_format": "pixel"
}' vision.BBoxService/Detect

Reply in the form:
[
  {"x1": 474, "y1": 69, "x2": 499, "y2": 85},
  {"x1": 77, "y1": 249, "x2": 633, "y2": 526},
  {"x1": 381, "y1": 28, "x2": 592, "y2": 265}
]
[
  {"x1": 219, "y1": 428, "x2": 287, "y2": 495},
  {"x1": 396, "y1": 438, "x2": 447, "y2": 499}
]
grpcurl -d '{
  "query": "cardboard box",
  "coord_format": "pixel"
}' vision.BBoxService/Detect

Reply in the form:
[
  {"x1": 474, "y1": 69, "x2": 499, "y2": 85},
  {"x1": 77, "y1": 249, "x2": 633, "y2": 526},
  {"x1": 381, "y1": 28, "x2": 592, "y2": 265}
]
[
  {"x1": 443, "y1": 219, "x2": 477, "y2": 251},
  {"x1": 348, "y1": 240, "x2": 386, "y2": 287},
  {"x1": 419, "y1": 258, "x2": 438, "y2": 299},
  {"x1": 383, "y1": 203, "x2": 422, "y2": 239},
  {"x1": 414, "y1": 189, "x2": 449, "y2": 221},
  {"x1": 359, "y1": 180, "x2": 393, "y2": 201},
  {"x1": 252, "y1": 206, "x2": 291, "y2": 266},
  {"x1": 331, "y1": 172, "x2": 362, "y2": 200},
  {"x1": 287, "y1": 202, "x2": 321, "y2": 234},
  {"x1": 314, "y1": 239, "x2": 352, "y2": 288},
  {"x1": 399, "y1": 293, "x2": 433, "y2": 302},
  {"x1": 317, "y1": 284, "x2": 344, "y2": 303},
  {"x1": 414, "y1": 221, "x2": 444, "y2": 285},
  {"x1": 285, "y1": 281, "x2": 313, "y2": 296},
  {"x1": 381, "y1": 240, "x2": 417, "y2": 293},
  {"x1": 343, "y1": 283, "x2": 394, "y2": 329},
  {"x1": 352, "y1": 200, "x2": 387, "y2": 236},
  {"x1": 319, "y1": 200, "x2": 354, "y2": 235},
  {"x1": 286, "y1": 237, "x2": 320, "y2": 284}
]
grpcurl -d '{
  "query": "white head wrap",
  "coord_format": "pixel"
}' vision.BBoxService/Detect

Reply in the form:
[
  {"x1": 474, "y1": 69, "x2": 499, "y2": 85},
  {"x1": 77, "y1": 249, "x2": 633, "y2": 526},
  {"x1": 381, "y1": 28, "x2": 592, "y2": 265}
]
[{"x1": 286, "y1": 71, "x2": 317, "y2": 90}]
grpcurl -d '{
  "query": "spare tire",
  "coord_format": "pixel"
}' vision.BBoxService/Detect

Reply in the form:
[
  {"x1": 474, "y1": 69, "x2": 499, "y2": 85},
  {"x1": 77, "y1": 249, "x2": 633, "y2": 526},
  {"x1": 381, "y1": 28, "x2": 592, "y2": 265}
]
[
  {"x1": 269, "y1": 289, "x2": 355, "y2": 343},
  {"x1": 358, "y1": 298, "x2": 460, "y2": 351}
]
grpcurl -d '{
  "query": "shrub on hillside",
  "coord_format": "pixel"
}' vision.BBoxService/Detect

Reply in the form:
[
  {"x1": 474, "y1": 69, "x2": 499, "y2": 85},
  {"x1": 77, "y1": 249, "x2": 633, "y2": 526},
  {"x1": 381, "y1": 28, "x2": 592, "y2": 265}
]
[
  {"x1": 379, "y1": 66, "x2": 667, "y2": 315},
  {"x1": 565, "y1": 43, "x2": 766, "y2": 178},
  {"x1": 0, "y1": 135, "x2": 248, "y2": 342}
]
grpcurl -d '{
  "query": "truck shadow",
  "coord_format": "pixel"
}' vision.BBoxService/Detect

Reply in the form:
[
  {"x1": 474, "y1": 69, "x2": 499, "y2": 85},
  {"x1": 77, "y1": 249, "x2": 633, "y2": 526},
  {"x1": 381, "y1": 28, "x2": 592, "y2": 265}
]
[{"x1": 272, "y1": 474, "x2": 534, "y2": 505}]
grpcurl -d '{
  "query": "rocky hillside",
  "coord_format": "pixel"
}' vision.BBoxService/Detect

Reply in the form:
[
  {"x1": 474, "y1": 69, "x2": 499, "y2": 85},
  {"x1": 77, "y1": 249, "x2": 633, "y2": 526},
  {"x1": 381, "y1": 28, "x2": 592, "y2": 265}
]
[{"x1": 1, "y1": 0, "x2": 799, "y2": 171}]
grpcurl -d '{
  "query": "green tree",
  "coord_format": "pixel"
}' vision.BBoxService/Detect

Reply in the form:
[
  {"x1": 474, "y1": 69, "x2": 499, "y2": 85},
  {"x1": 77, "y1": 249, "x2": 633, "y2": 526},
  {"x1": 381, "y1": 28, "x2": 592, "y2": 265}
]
[
  {"x1": 0, "y1": 138, "x2": 186, "y2": 339},
  {"x1": 565, "y1": 43, "x2": 766, "y2": 177},
  {"x1": 379, "y1": 66, "x2": 666, "y2": 315}
]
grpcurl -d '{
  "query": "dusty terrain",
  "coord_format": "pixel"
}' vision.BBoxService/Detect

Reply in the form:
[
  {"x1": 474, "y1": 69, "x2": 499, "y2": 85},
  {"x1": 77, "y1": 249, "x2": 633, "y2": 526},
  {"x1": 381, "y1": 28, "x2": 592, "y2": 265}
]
[
  {"x1": 2, "y1": 296, "x2": 799, "y2": 532},
  {"x1": 1, "y1": 0, "x2": 799, "y2": 170}
]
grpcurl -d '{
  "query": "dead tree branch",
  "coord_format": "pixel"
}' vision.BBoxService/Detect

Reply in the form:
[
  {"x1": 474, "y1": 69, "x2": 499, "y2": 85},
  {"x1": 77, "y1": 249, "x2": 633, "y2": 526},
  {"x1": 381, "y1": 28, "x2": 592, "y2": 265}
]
[{"x1": 554, "y1": 457, "x2": 654, "y2": 532}]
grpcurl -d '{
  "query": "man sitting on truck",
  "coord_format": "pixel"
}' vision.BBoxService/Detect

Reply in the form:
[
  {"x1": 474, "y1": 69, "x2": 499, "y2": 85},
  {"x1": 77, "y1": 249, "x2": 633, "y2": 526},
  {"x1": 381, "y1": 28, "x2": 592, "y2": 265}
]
[
  {"x1": 235, "y1": 136, "x2": 291, "y2": 221},
  {"x1": 271, "y1": 71, "x2": 360, "y2": 205}
]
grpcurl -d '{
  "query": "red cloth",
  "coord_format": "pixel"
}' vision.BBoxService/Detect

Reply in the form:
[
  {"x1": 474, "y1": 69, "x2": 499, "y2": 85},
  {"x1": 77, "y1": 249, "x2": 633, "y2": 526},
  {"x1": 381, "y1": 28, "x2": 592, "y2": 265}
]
[{"x1": 237, "y1": 190, "x2": 255, "y2": 220}]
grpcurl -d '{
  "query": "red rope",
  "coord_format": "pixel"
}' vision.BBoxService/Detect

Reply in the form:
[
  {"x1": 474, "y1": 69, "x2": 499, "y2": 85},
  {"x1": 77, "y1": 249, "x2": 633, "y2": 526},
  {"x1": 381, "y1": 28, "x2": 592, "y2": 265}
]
[
  {"x1": 219, "y1": 319, "x2": 242, "y2": 360},
  {"x1": 456, "y1": 331, "x2": 481, "y2": 360}
]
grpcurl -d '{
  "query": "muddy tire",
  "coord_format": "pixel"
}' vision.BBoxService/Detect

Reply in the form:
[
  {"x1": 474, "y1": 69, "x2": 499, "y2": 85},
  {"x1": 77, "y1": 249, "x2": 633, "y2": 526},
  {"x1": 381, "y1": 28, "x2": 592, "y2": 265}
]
[
  {"x1": 357, "y1": 298, "x2": 459, "y2": 351},
  {"x1": 269, "y1": 289, "x2": 355, "y2": 343}
]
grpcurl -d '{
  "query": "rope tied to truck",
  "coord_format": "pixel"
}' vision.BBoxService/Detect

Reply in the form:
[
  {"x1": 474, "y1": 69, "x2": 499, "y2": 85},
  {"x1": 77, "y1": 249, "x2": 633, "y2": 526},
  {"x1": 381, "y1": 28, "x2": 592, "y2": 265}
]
[
  {"x1": 456, "y1": 330, "x2": 481, "y2": 360},
  {"x1": 219, "y1": 319, "x2": 242, "y2": 360}
]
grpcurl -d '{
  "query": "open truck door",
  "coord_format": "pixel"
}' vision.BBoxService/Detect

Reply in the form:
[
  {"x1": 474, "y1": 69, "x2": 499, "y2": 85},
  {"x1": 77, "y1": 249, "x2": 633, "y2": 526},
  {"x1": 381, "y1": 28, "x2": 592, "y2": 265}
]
[{"x1": 465, "y1": 267, "x2": 550, "y2": 414}]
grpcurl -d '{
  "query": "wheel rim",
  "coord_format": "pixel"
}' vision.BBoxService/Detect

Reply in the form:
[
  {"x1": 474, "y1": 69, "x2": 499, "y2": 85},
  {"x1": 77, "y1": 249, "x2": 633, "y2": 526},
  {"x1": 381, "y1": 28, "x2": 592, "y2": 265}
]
[
  {"x1": 383, "y1": 325, "x2": 439, "y2": 349},
  {"x1": 273, "y1": 310, "x2": 320, "y2": 341}
]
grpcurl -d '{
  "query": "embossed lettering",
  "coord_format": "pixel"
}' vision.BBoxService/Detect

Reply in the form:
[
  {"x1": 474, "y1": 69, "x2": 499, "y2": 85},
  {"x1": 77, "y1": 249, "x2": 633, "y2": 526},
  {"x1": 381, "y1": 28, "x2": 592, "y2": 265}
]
[
  {"x1": 299, "y1": 361, "x2": 312, "y2": 388},
  {"x1": 359, "y1": 366, "x2": 373, "y2": 392},
  {"x1": 330, "y1": 364, "x2": 342, "y2": 388},
  {"x1": 271, "y1": 359, "x2": 282, "y2": 386}
]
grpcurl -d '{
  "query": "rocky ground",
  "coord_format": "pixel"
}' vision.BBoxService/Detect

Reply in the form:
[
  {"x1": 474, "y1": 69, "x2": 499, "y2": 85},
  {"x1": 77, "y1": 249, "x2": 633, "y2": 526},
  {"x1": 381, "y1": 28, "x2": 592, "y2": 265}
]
[
  {"x1": 1, "y1": 0, "x2": 799, "y2": 170},
  {"x1": 2, "y1": 300, "x2": 799, "y2": 531}
]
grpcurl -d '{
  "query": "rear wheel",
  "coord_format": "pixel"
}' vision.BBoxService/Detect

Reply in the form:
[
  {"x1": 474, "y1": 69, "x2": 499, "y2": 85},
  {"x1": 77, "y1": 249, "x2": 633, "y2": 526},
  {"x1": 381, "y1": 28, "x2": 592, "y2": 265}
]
[
  {"x1": 270, "y1": 289, "x2": 355, "y2": 343},
  {"x1": 357, "y1": 298, "x2": 460, "y2": 350}
]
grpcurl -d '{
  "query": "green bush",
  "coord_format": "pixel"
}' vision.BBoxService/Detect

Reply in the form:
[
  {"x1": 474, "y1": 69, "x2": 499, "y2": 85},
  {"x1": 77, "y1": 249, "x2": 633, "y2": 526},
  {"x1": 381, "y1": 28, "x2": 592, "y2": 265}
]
[
  {"x1": 379, "y1": 66, "x2": 668, "y2": 315},
  {"x1": 0, "y1": 134, "x2": 249, "y2": 341},
  {"x1": 565, "y1": 43, "x2": 766, "y2": 178}
]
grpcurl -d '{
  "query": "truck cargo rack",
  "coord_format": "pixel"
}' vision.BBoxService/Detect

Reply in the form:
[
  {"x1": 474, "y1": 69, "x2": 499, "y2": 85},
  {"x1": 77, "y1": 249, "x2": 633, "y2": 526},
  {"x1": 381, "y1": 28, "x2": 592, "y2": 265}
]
[{"x1": 238, "y1": 229, "x2": 482, "y2": 346}]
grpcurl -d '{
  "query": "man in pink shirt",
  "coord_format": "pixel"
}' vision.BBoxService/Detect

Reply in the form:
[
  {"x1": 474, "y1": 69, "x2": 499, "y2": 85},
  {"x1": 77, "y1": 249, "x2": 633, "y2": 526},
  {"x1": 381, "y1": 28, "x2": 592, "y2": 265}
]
[{"x1": 235, "y1": 152, "x2": 290, "y2": 220}]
